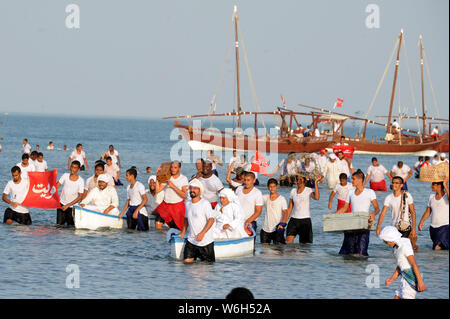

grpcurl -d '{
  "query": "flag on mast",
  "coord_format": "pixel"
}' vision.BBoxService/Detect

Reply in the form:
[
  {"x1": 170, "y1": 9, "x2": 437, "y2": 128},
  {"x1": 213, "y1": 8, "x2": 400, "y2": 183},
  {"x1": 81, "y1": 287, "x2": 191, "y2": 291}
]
[
  {"x1": 281, "y1": 95, "x2": 286, "y2": 106},
  {"x1": 333, "y1": 98, "x2": 344, "y2": 109}
]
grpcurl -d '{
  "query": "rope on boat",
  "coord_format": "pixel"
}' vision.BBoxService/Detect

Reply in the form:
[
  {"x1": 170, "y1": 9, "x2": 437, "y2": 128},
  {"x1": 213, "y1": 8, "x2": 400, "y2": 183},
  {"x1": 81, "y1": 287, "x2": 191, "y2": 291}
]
[{"x1": 423, "y1": 45, "x2": 443, "y2": 133}]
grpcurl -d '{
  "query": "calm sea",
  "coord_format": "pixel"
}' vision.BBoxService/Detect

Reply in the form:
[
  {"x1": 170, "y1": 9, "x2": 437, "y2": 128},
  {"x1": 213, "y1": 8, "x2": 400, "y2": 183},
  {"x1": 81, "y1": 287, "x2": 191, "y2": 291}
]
[{"x1": 0, "y1": 114, "x2": 448, "y2": 299}]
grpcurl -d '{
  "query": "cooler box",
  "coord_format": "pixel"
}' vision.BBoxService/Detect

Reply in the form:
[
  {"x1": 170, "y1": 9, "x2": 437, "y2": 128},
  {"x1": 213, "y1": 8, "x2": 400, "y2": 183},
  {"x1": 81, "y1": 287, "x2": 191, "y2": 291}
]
[{"x1": 322, "y1": 211, "x2": 375, "y2": 232}]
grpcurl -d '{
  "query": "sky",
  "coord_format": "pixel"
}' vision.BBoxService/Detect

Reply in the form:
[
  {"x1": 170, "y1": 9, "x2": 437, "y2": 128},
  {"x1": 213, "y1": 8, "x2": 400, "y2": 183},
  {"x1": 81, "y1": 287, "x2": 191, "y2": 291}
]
[{"x1": 0, "y1": 0, "x2": 448, "y2": 127}]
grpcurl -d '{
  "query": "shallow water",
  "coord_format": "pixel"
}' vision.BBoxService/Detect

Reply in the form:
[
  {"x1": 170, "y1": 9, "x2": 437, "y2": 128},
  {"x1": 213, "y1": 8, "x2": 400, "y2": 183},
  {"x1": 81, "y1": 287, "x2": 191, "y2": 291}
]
[{"x1": 0, "y1": 114, "x2": 448, "y2": 299}]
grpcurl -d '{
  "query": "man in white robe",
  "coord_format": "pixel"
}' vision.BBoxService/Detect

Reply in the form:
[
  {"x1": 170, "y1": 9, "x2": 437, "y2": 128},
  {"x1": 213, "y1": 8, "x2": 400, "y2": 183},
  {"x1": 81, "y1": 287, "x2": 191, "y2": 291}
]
[
  {"x1": 213, "y1": 188, "x2": 248, "y2": 239},
  {"x1": 80, "y1": 174, "x2": 119, "y2": 215}
]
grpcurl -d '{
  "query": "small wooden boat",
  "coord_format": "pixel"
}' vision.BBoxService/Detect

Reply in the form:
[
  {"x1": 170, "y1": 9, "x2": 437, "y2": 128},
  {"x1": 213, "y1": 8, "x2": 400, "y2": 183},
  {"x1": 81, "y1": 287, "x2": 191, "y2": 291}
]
[
  {"x1": 74, "y1": 205, "x2": 155, "y2": 230},
  {"x1": 168, "y1": 228, "x2": 256, "y2": 260}
]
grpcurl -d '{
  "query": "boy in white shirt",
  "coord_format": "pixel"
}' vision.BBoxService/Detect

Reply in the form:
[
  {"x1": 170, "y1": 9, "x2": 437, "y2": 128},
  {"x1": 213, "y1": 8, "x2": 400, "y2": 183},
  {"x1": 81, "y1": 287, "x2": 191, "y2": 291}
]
[
  {"x1": 17, "y1": 153, "x2": 35, "y2": 180},
  {"x1": 145, "y1": 175, "x2": 164, "y2": 228},
  {"x1": 2, "y1": 166, "x2": 31, "y2": 225},
  {"x1": 236, "y1": 171, "x2": 264, "y2": 234},
  {"x1": 56, "y1": 160, "x2": 85, "y2": 226},
  {"x1": 261, "y1": 179, "x2": 288, "y2": 245},
  {"x1": 118, "y1": 168, "x2": 149, "y2": 231},
  {"x1": 22, "y1": 138, "x2": 32, "y2": 154},
  {"x1": 365, "y1": 157, "x2": 391, "y2": 192},
  {"x1": 34, "y1": 152, "x2": 49, "y2": 172},
  {"x1": 68, "y1": 143, "x2": 89, "y2": 171},
  {"x1": 328, "y1": 173, "x2": 354, "y2": 212},
  {"x1": 390, "y1": 161, "x2": 412, "y2": 191}
]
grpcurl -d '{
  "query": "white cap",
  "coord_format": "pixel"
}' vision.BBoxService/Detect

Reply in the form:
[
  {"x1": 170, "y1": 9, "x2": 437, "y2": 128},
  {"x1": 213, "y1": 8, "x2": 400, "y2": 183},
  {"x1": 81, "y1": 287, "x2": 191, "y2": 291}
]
[
  {"x1": 97, "y1": 174, "x2": 110, "y2": 183},
  {"x1": 189, "y1": 178, "x2": 203, "y2": 194},
  {"x1": 329, "y1": 153, "x2": 337, "y2": 160},
  {"x1": 148, "y1": 175, "x2": 157, "y2": 184},
  {"x1": 440, "y1": 153, "x2": 446, "y2": 159}
]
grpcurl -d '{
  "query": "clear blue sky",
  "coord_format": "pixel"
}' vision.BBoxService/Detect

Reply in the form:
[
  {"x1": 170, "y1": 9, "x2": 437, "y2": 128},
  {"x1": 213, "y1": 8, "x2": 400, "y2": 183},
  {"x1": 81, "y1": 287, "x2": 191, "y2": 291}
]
[{"x1": 0, "y1": 0, "x2": 448, "y2": 126}]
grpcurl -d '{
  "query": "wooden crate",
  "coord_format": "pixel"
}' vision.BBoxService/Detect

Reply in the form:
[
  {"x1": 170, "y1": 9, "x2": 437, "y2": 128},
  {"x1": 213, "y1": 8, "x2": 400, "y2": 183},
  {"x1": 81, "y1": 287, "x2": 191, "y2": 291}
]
[
  {"x1": 322, "y1": 211, "x2": 375, "y2": 232},
  {"x1": 157, "y1": 162, "x2": 172, "y2": 183}
]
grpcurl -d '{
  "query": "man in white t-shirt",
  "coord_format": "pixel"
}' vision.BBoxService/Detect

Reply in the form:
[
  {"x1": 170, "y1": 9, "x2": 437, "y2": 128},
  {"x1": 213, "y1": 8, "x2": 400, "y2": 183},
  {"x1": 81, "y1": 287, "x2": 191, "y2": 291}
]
[
  {"x1": 418, "y1": 178, "x2": 449, "y2": 250},
  {"x1": 80, "y1": 174, "x2": 119, "y2": 215},
  {"x1": 17, "y1": 153, "x2": 35, "y2": 180},
  {"x1": 56, "y1": 160, "x2": 85, "y2": 226},
  {"x1": 145, "y1": 175, "x2": 164, "y2": 223},
  {"x1": 229, "y1": 150, "x2": 241, "y2": 174},
  {"x1": 2, "y1": 166, "x2": 31, "y2": 225},
  {"x1": 431, "y1": 125, "x2": 439, "y2": 138},
  {"x1": 390, "y1": 161, "x2": 412, "y2": 191},
  {"x1": 179, "y1": 179, "x2": 216, "y2": 263},
  {"x1": 34, "y1": 152, "x2": 49, "y2": 172},
  {"x1": 284, "y1": 175, "x2": 320, "y2": 244},
  {"x1": 365, "y1": 157, "x2": 391, "y2": 192},
  {"x1": 198, "y1": 159, "x2": 224, "y2": 209},
  {"x1": 68, "y1": 144, "x2": 89, "y2": 171},
  {"x1": 103, "y1": 145, "x2": 121, "y2": 167},
  {"x1": 431, "y1": 154, "x2": 440, "y2": 165},
  {"x1": 328, "y1": 173, "x2": 354, "y2": 212},
  {"x1": 261, "y1": 179, "x2": 288, "y2": 244},
  {"x1": 334, "y1": 169, "x2": 380, "y2": 256},
  {"x1": 155, "y1": 161, "x2": 189, "y2": 230},
  {"x1": 119, "y1": 168, "x2": 149, "y2": 231},
  {"x1": 236, "y1": 171, "x2": 263, "y2": 234},
  {"x1": 377, "y1": 176, "x2": 418, "y2": 250},
  {"x1": 22, "y1": 138, "x2": 32, "y2": 154},
  {"x1": 336, "y1": 150, "x2": 353, "y2": 178}
]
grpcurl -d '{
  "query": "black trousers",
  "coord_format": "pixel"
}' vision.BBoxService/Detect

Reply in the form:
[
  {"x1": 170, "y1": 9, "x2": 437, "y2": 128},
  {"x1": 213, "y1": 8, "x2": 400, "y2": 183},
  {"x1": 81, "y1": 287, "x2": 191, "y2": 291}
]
[
  {"x1": 57, "y1": 205, "x2": 74, "y2": 226},
  {"x1": 126, "y1": 214, "x2": 149, "y2": 231},
  {"x1": 4, "y1": 208, "x2": 32, "y2": 225}
]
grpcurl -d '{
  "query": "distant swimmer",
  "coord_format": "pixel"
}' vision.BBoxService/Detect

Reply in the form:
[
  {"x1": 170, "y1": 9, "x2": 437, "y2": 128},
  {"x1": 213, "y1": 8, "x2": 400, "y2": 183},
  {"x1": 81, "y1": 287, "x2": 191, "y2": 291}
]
[
  {"x1": 68, "y1": 144, "x2": 89, "y2": 171},
  {"x1": 2, "y1": 166, "x2": 31, "y2": 225},
  {"x1": 22, "y1": 138, "x2": 32, "y2": 154},
  {"x1": 80, "y1": 174, "x2": 119, "y2": 215},
  {"x1": 35, "y1": 145, "x2": 40, "y2": 151},
  {"x1": 47, "y1": 141, "x2": 54, "y2": 150},
  {"x1": 146, "y1": 167, "x2": 152, "y2": 174}
]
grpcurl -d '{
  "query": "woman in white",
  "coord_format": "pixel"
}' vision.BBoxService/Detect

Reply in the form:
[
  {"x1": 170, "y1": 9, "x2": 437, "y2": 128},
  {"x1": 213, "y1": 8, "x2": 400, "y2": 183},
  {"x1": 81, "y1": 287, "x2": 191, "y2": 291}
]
[
  {"x1": 418, "y1": 177, "x2": 449, "y2": 250},
  {"x1": 379, "y1": 226, "x2": 426, "y2": 299},
  {"x1": 213, "y1": 188, "x2": 247, "y2": 239}
]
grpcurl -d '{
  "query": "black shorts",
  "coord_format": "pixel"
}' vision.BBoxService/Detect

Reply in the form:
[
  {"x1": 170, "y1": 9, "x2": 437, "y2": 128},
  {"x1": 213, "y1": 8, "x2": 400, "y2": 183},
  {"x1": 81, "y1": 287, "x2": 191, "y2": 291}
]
[
  {"x1": 286, "y1": 217, "x2": 313, "y2": 243},
  {"x1": 153, "y1": 213, "x2": 177, "y2": 229},
  {"x1": 183, "y1": 240, "x2": 215, "y2": 262},
  {"x1": 57, "y1": 205, "x2": 74, "y2": 226},
  {"x1": 126, "y1": 214, "x2": 149, "y2": 231},
  {"x1": 260, "y1": 229, "x2": 285, "y2": 244},
  {"x1": 3, "y1": 207, "x2": 32, "y2": 225}
]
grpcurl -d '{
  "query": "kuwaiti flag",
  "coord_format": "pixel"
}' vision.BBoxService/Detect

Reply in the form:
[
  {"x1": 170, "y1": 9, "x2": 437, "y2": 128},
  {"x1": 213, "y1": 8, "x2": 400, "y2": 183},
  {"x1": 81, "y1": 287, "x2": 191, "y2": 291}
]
[
  {"x1": 281, "y1": 95, "x2": 286, "y2": 106},
  {"x1": 21, "y1": 169, "x2": 61, "y2": 209},
  {"x1": 333, "y1": 98, "x2": 344, "y2": 108},
  {"x1": 250, "y1": 152, "x2": 269, "y2": 174}
]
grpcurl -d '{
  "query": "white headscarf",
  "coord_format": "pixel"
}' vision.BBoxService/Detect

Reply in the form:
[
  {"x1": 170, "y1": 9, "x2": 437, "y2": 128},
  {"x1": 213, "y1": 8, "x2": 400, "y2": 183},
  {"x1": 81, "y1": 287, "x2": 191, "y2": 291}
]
[
  {"x1": 440, "y1": 153, "x2": 446, "y2": 159},
  {"x1": 189, "y1": 178, "x2": 203, "y2": 194},
  {"x1": 379, "y1": 226, "x2": 402, "y2": 245},
  {"x1": 219, "y1": 188, "x2": 238, "y2": 204},
  {"x1": 148, "y1": 175, "x2": 157, "y2": 184},
  {"x1": 97, "y1": 174, "x2": 110, "y2": 183},
  {"x1": 329, "y1": 153, "x2": 337, "y2": 160}
]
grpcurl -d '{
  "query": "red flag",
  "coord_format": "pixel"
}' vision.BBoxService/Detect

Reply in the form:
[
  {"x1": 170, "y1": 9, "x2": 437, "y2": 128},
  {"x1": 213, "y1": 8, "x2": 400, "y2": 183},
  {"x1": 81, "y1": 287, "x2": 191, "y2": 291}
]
[
  {"x1": 21, "y1": 169, "x2": 61, "y2": 209},
  {"x1": 250, "y1": 152, "x2": 269, "y2": 174},
  {"x1": 281, "y1": 95, "x2": 286, "y2": 106},
  {"x1": 332, "y1": 144, "x2": 355, "y2": 159},
  {"x1": 334, "y1": 98, "x2": 344, "y2": 108}
]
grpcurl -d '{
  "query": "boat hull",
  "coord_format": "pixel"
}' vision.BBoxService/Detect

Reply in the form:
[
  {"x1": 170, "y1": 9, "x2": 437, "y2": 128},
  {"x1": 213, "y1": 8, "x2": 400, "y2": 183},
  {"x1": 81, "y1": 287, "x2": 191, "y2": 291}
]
[{"x1": 169, "y1": 234, "x2": 256, "y2": 260}]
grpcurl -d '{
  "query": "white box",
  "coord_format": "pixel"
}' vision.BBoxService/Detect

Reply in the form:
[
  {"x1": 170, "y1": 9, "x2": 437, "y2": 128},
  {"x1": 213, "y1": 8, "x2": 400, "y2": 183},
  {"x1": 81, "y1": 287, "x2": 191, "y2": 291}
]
[{"x1": 322, "y1": 211, "x2": 375, "y2": 232}]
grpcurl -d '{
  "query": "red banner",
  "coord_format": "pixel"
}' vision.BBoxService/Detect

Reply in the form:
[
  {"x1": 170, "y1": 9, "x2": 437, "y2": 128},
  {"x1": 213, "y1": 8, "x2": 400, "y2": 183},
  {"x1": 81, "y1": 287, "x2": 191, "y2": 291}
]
[
  {"x1": 334, "y1": 98, "x2": 344, "y2": 108},
  {"x1": 332, "y1": 144, "x2": 355, "y2": 159},
  {"x1": 250, "y1": 152, "x2": 269, "y2": 174},
  {"x1": 21, "y1": 169, "x2": 61, "y2": 209}
]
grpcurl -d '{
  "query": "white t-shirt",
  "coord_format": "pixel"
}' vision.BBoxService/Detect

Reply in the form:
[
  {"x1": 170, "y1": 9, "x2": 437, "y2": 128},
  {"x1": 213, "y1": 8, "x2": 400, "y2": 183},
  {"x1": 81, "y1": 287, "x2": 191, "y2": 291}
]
[
  {"x1": 345, "y1": 188, "x2": 376, "y2": 213},
  {"x1": 413, "y1": 161, "x2": 422, "y2": 170},
  {"x1": 163, "y1": 174, "x2": 189, "y2": 204},
  {"x1": 314, "y1": 128, "x2": 320, "y2": 137},
  {"x1": 185, "y1": 198, "x2": 215, "y2": 247},
  {"x1": 337, "y1": 158, "x2": 352, "y2": 176},
  {"x1": 198, "y1": 175, "x2": 224, "y2": 203},
  {"x1": 105, "y1": 163, "x2": 120, "y2": 179},
  {"x1": 367, "y1": 164, "x2": 388, "y2": 183},
  {"x1": 145, "y1": 190, "x2": 164, "y2": 213},
  {"x1": 432, "y1": 127, "x2": 439, "y2": 135},
  {"x1": 262, "y1": 194, "x2": 287, "y2": 233},
  {"x1": 3, "y1": 179, "x2": 30, "y2": 213},
  {"x1": 427, "y1": 193, "x2": 449, "y2": 228},
  {"x1": 22, "y1": 143, "x2": 32, "y2": 154},
  {"x1": 333, "y1": 183, "x2": 355, "y2": 201},
  {"x1": 391, "y1": 165, "x2": 411, "y2": 180},
  {"x1": 394, "y1": 238, "x2": 415, "y2": 271},
  {"x1": 105, "y1": 149, "x2": 119, "y2": 165},
  {"x1": 289, "y1": 187, "x2": 314, "y2": 219},
  {"x1": 16, "y1": 162, "x2": 35, "y2": 179},
  {"x1": 34, "y1": 160, "x2": 48, "y2": 172},
  {"x1": 58, "y1": 173, "x2": 85, "y2": 206},
  {"x1": 126, "y1": 181, "x2": 148, "y2": 216},
  {"x1": 236, "y1": 186, "x2": 264, "y2": 220},
  {"x1": 279, "y1": 159, "x2": 297, "y2": 175},
  {"x1": 70, "y1": 150, "x2": 86, "y2": 166},
  {"x1": 383, "y1": 192, "x2": 414, "y2": 225},
  {"x1": 230, "y1": 156, "x2": 241, "y2": 170}
]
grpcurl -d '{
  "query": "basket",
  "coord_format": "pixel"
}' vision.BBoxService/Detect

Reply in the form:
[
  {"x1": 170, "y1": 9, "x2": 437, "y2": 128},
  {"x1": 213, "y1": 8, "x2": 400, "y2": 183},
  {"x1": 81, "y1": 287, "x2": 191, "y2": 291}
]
[
  {"x1": 419, "y1": 162, "x2": 449, "y2": 183},
  {"x1": 157, "y1": 162, "x2": 172, "y2": 183}
]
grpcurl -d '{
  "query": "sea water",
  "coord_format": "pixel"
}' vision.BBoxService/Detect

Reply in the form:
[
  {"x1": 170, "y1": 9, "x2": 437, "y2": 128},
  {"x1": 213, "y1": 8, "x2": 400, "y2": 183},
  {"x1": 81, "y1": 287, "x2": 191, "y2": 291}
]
[{"x1": 0, "y1": 114, "x2": 448, "y2": 299}]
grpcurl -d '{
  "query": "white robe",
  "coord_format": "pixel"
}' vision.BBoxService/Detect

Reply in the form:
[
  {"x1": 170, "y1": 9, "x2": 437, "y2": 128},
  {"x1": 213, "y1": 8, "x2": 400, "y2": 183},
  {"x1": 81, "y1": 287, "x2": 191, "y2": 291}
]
[
  {"x1": 213, "y1": 202, "x2": 248, "y2": 239},
  {"x1": 324, "y1": 160, "x2": 340, "y2": 189}
]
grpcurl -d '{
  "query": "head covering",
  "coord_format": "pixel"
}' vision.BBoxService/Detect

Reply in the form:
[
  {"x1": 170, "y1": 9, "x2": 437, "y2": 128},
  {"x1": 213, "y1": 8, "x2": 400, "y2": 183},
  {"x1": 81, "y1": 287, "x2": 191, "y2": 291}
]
[
  {"x1": 219, "y1": 188, "x2": 238, "y2": 204},
  {"x1": 189, "y1": 178, "x2": 203, "y2": 194},
  {"x1": 97, "y1": 174, "x2": 109, "y2": 183},
  {"x1": 320, "y1": 149, "x2": 327, "y2": 155},
  {"x1": 378, "y1": 226, "x2": 402, "y2": 245},
  {"x1": 440, "y1": 153, "x2": 446, "y2": 159},
  {"x1": 329, "y1": 153, "x2": 337, "y2": 160},
  {"x1": 148, "y1": 175, "x2": 157, "y2": 184}
]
